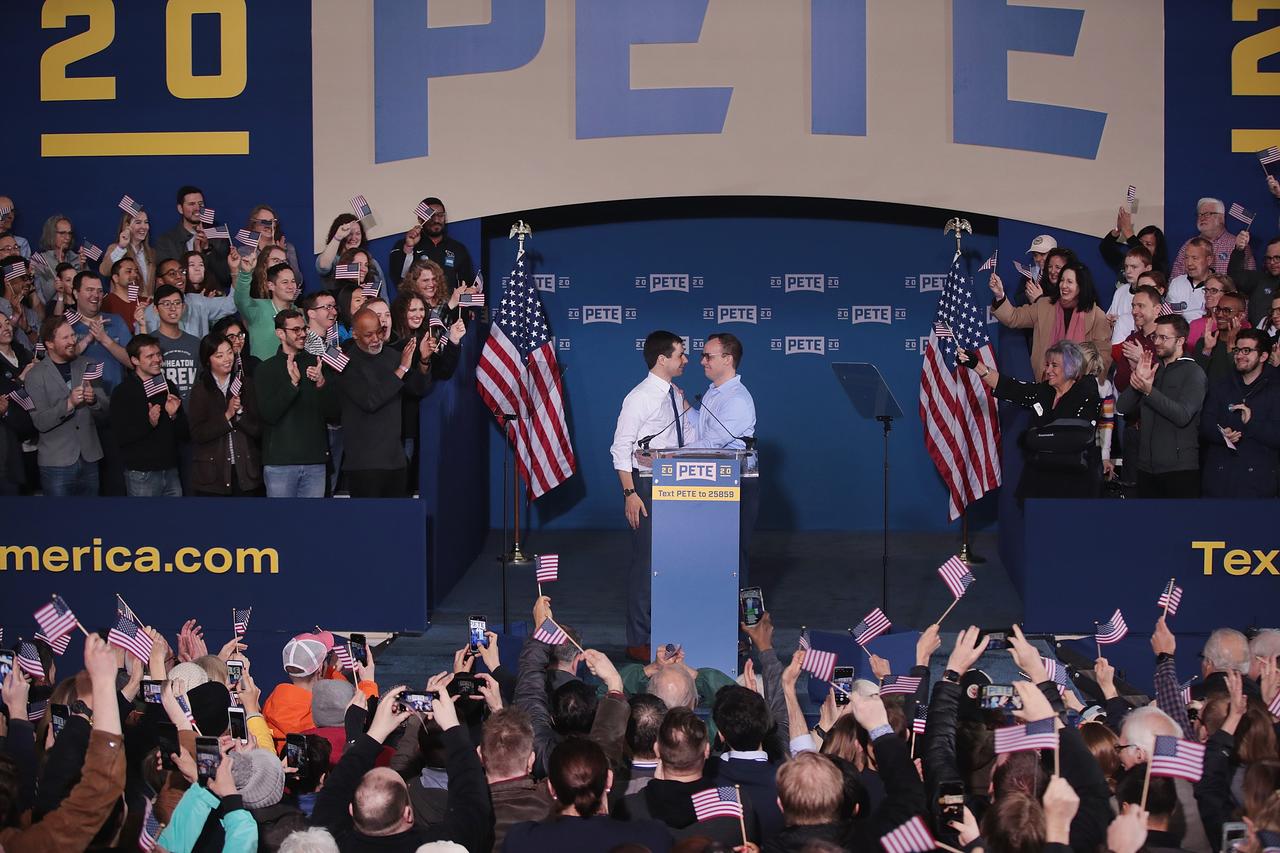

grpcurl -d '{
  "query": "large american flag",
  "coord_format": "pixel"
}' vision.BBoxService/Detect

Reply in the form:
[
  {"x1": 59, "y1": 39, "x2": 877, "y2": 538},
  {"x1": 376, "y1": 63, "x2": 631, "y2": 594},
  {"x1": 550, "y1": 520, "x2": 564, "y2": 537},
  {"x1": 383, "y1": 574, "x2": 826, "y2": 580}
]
[
  {"x1": 1149, "y1": 735, "x2": 1205, "y2": 782},
  {"x1": 920, "y1": 252, "x2": 1001, "y2": 520},
  {"x1": 476, "y1": 248, "x2": 576, "y2": 498}
]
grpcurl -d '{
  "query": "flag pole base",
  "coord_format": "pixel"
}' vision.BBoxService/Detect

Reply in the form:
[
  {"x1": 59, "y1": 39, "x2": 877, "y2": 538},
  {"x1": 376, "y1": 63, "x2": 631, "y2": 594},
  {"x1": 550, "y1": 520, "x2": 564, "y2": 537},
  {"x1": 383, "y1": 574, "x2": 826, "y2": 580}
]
[{"x1": 507, "y1": 545, "x2": 534, "y2": 565}]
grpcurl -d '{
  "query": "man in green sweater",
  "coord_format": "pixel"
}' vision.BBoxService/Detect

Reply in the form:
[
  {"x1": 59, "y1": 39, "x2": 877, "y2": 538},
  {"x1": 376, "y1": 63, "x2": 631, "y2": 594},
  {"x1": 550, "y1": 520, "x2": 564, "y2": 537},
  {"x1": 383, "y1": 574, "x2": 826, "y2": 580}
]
[
  {"x1": 255, "y1": 309, "x2": 335, "y2": 497},
  {"x1": 231, "y1": 246, "x2": 299, "y2": 358}
]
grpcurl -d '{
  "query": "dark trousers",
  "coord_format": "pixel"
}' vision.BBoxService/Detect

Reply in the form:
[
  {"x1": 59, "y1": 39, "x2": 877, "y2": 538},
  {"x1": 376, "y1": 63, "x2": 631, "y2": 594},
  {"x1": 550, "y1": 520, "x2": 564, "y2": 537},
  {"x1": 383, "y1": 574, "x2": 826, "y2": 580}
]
[
  {"x1": 627, "y1": 472, "x2": 653, "y2": 647},
  {"x1": 347, "y1": 466, "x2": 407, "y2": 498},
  {"x1": 739, "y1": 476, "x2": 760, "y2": 587},
  {"x1": 1137, "y1": 469, "x2": 1200, "y2": 499}
]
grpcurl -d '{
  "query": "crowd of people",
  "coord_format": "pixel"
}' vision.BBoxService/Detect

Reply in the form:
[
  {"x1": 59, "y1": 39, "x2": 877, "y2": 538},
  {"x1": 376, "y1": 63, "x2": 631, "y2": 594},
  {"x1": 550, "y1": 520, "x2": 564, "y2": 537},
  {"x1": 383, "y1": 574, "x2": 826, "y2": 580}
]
[
  {"x1": 967, "y1": 177, "x2": 1280, "y2": 499},
  {"x1": 0, "y1": 188, "x2": 481, "y2": 497},
  {"x1": 1, "y1": 597, "x2": 1278, "y2": 853}
]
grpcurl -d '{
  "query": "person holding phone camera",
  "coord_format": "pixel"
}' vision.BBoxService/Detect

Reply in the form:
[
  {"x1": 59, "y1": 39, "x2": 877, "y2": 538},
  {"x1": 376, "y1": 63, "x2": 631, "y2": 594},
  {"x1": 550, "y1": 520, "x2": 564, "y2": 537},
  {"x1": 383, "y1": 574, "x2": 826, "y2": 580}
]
[
  {"x1": 309, "y1": 677, "x2": 494, "y2": 851},
  {"x1": 958, "y1": 339, "x2": 1103, "y2": 499}
]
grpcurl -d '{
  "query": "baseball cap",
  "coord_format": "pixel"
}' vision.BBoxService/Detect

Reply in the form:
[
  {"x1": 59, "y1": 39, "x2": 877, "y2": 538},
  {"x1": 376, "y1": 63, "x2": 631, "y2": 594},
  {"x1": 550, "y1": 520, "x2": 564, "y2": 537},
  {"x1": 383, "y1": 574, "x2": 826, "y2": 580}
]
[
  {"x1": 282, "y1": 635, "x2": 328, "y2": 677},
  {"x1": 1026, "y1": 235, "x2": 1057, "y2": 254}
]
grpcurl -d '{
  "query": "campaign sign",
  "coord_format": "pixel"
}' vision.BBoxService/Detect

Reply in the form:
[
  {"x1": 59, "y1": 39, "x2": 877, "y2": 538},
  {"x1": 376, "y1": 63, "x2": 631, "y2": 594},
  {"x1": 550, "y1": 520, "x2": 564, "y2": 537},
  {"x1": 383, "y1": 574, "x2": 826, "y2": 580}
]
[
  {"x1": 0, "y1": 497, "x2": 428, "y2": 690},
  {"x1": 1021, "y1": 500, "x2": 1280, "y2": 635},
  {"x1": 651, "y1": 454, "x2": 741, "y2": 676}
]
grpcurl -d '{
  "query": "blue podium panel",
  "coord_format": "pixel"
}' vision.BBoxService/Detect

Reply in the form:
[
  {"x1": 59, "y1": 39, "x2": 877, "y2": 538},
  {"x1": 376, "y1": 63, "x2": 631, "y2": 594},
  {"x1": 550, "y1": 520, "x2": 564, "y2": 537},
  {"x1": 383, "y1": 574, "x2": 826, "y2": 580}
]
[
  {"x1": 1020, "y1": 500, "x2": 1280, "y2": 634},
  {"x1": 651, "y1": 456, "x2": 742, "y2": 677}
]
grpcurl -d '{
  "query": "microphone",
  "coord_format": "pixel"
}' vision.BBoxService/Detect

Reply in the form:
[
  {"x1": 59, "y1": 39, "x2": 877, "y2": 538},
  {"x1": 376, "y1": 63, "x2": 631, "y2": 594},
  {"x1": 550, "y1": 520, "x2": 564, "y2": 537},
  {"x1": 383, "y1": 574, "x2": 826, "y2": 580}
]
[
  {"x1": 694, "y1": 393, "x2": 757, "y2": 451},
  {"x1": 637, "y1": 394, "x2": 689, "y2": 450}
]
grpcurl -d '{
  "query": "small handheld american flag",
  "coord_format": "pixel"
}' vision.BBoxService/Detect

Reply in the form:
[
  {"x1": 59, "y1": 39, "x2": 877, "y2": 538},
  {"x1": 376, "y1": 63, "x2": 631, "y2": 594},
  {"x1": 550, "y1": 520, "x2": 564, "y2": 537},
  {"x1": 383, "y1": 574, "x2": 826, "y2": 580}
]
[
  {"x1": 3, "y1": 261, "x2": 26, "y2": 282},
  {"x1": 994, "y1": 717, "x2": 1058, "y2": 754},
  {"x1": 1268, "y1": 688, "x2": 1280, "y2": 720},
  {"x1": 801, "y1": 646, "x2": 837, "y2": 683},
  {"x1": 176, "y1": 694, "x2": 197, "y2": 727},
  {"x1": 690, "y1": 786, "x2": 743, "y2": 821},
  {"x1": 63, "y1": 309, "x2": 82, "y2": 325},
  {"x1": 1227, "y1": 203, "x2": 1255, "y2": 227},
  {"x1": 118, "y1": 195, "x2": 142, "y2": 217},
  {"x1": 34, "y1": 594, "x2": 78, "y2": 644},
  {"x1": 233, "y1": 607, "x2": 252, "y2": 635},
  {"x1": 326, "y1": 324, "x2": 338, "y2": 347},
  {"x1": 199, "y1": 207, "x2": 216, "y2": 225},
  {"x1": 359, "y1": 282, "x2": 379, "y2": 296},
  {"x1": 1095, "y1": 609, "x2": 1128, "y2": 645},
  {"x1": 1149, "y1": 734, "x2": 1205, "y2": 782},
  {"x1": 1127, "y1": 185, "x2": 1138, "y2": 204},
  {"x1": 229, "y1": 373, "x2": 243, "y2": 398},
  {"x1": 7, "y1": 388, "x2": 34, "y2": 411},
  {"x1": 81, "y1": 362, "x2": 104, "y2": 382},
  {"x1": 428, "y1": 315, "x2": 446, "y2": 333},
  {"x1": 911, "y1": 704, "x2": 928, "y2": 734},
  {"x1": 16, "y1": 639, "x2": 45, "y2": 679},
  {"x1": 458, "y1": 292, "x2": 485, "y2": 307},
  {"x1": 979, "y1": 251, "x2": 997, "y2": 272},
  {"x1": 881, "y1": 815, "x2": 937, "y2": 853},
  {"x1": 108, "y1": 612, "x2": 154, "y2": 662},
  {"x1": 350, "y1": 194, "x2": 373, "y2": 219},
  {"x1": 235, "y1": 229, "x2": 259, "y2": 249},
  {"x1": 535, "y1": 554, "x2": 559, "y2": 583},
  {"x1": 333, "y1": 643, "x2": 356, "y2": 671},
  {"x1": 1157, "y1": 579, "x2": 1183, "y2": 616},
  {"x1": 1039, "y1": 656, "x2": 1070, "y2": 693},
  {"x1": 35, "y1": 631, "x2": 71, "y2": 656},
  {"x1": 27, "y1": 700, "x2": 48, "y2": 723},
  {"x1": 937, "y1": 555, "x2": 974, "y2": 599},
  {"x1": 334, "y1": 263, "x2": 361, "y2": 281},
  {"x1": 850, "y1": 608, "x2": 892, "y2": 646},
  {"x1": 138, "y1": 798, "x2": 162, "y2": 852},
  {"x1": 932, "y1": 321, "x2": 953, "y2": 339},
  {"x1": 81, "y1": 242, "x2": 103, "y2": 262},
  {"x1": 414, "y1": 201, "x2": 436, "y2": 222},
  {"x1": 879, "y1": 674, "x2": 922, "y2": 695},
  {"x1": 321, "y1": 349, "x2": 350, "y2": 373},
  {"x1": 205, "y1": 225, "x2": 231, "y2": 240},
  {"x1": 473, "y1": 271, "x2": 485, "y2": 292},
  {"x1": 532, "y1": 618, "x2": 568, "y2": 646},
  {"x1": 143, "y1": 375, "x2": 169, "y2": 398},
  {"x1": 1013, "y1": 259, "x2": 1035, "y2": 281},
  {"x1": 1259, "y1": 146, "x2": 1280, "y2": 166},
  {"x1": 29, "y1": 253, "x2": 52, "y2": 274},
  {"x1": 1179, "y1": 677, "x2": 1196, "y2": 706},
  {"x1": 127, "y1": 283, "x2": 139, "y2": 302}
]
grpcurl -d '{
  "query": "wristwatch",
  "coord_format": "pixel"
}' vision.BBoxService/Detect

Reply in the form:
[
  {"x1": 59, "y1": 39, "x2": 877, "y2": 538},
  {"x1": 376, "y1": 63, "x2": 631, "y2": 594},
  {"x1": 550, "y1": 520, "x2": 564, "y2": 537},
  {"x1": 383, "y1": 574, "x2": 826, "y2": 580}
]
[
  {"x1": 622, "y1": 488, "x2": 636, "y2": 497},
  {"x1": 942, "y1": 669, "x2": 961, "y2": 684}
]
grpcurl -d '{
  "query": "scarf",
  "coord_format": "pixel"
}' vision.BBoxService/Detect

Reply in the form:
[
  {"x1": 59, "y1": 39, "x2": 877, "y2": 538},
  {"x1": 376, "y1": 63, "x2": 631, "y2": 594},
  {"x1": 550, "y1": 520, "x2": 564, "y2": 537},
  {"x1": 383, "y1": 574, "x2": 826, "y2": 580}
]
[{"x1": 1051, "y1": 302, "x2": 1088, "y2": 345}]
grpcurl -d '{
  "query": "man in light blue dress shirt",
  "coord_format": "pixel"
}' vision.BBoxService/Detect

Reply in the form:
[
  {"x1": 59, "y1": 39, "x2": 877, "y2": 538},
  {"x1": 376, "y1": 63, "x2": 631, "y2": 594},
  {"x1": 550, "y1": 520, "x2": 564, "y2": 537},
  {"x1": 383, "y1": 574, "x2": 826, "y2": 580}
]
[{"x1": 696, "y1": 333, "x2": 758, "y2": 583}]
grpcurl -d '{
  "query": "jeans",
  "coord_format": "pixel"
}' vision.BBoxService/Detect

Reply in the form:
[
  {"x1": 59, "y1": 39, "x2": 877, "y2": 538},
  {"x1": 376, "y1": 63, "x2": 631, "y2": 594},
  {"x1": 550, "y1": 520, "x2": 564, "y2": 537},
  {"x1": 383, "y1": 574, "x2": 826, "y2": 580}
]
[
  {"x1": 124, "y1": 468, "x2": 183, "y2": 497},
  {"x1": 264, "y1": 464, "x2": 327, "y2": 498},
  {"x1": 40, "y1": 457, "x2": 100, "y2": 496}
]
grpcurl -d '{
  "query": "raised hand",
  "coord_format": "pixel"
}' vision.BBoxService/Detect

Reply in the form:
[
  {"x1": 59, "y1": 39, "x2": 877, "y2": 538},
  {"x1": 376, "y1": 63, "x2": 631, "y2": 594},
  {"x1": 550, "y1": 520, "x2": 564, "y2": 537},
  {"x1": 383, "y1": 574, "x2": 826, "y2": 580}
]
[
  {"x1": 989, "y1": 272, "x2": 1006, "y2": 300},
  {"x1": 945, "y1": 626, "x2": 991, "y2": 677}
]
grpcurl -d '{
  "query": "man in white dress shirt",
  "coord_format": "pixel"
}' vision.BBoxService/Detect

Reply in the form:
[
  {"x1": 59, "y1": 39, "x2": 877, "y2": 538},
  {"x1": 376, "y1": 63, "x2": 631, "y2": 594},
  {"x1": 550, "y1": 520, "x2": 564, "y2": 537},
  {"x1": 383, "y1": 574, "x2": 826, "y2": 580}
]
[
  {"x1": 611, "y1": 331, "x2": 694, "y2": 661},
  {"x1": 696, "y1": 333, "x2": 758, "y2": 582}
]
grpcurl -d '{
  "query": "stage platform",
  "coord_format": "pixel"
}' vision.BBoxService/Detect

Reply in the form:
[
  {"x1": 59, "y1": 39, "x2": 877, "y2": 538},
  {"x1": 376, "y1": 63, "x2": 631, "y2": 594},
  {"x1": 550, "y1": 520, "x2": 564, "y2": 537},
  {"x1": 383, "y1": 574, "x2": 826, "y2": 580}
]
[{"x1": 377, "y1": 528, "x2": 1018, "y2": 689}]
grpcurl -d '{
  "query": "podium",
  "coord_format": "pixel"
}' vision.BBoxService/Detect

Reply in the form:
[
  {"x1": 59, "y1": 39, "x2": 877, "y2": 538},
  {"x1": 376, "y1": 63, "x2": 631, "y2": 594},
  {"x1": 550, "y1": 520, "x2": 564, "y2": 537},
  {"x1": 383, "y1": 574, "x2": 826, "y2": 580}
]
[{"x1": 643, "y1": 448, "x2": 756, "y2": 677}]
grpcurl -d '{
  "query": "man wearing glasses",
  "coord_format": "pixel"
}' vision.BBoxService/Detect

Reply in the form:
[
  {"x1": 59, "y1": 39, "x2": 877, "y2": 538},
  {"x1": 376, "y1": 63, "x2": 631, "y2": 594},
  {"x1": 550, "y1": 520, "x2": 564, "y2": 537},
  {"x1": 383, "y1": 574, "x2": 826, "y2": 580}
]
[
  {"x1": 1169, "y1": 197, "x2": 1254, "y2": 279},
  {"x1": 142, "y1": 259, "x2": 236, "y2": 338},
  {"x1": 1191, "y1": 291, "x2": 1248, "y2": 382},
  {"x1": 1199, "y1": 329, "x2": 1280, "y2": 498},
  {"x1": 1228, "y1": 234, "x2": 1280, "y2": 328},
  {"x1": 149, "y1": 285, "x2": 202, "y2": 402},
  {"x1": 695, "y1": 332, "x2": 758, "y2": 581},
  {"x1": 1117, "y1": 314, "x2": 1208, "y2": 498},
  {"x1": 254, "y1": 309, "x2": 333, "y2": 498}
]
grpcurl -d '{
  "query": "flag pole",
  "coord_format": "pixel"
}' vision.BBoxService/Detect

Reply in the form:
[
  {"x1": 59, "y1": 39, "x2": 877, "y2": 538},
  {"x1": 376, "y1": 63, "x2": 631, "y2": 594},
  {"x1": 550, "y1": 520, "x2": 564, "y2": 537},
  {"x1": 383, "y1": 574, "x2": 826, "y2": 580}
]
[
  {"x1": 1094, "y1": 623, "x2": 1100, "y2": 659},
  {"x1": 734, "y1": 785, "x2": 748, "y2": 848},
  {"x1": 537, "y1": 581, "x2": 543, "y2": 599},
  {"x1": 553, "y1": 619, "x2": 585, "y2": 655},
  {"x1": 937, "y1": 598, "x2": 960, "y2": 626},
  {"x1": 505, "y1": 222, "x2": 534, "y2": 567},
  {"x1": 1140, "y1": 755, "x2": 1153, "y2": 810}
]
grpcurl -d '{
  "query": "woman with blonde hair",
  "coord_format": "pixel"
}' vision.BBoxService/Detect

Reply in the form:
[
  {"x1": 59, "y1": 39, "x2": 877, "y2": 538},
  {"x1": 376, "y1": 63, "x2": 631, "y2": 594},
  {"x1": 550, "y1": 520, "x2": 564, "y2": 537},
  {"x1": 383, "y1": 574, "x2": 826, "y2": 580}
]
[{"x1": 99, "y1": 209, "x2": 156, "y2": 296}]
